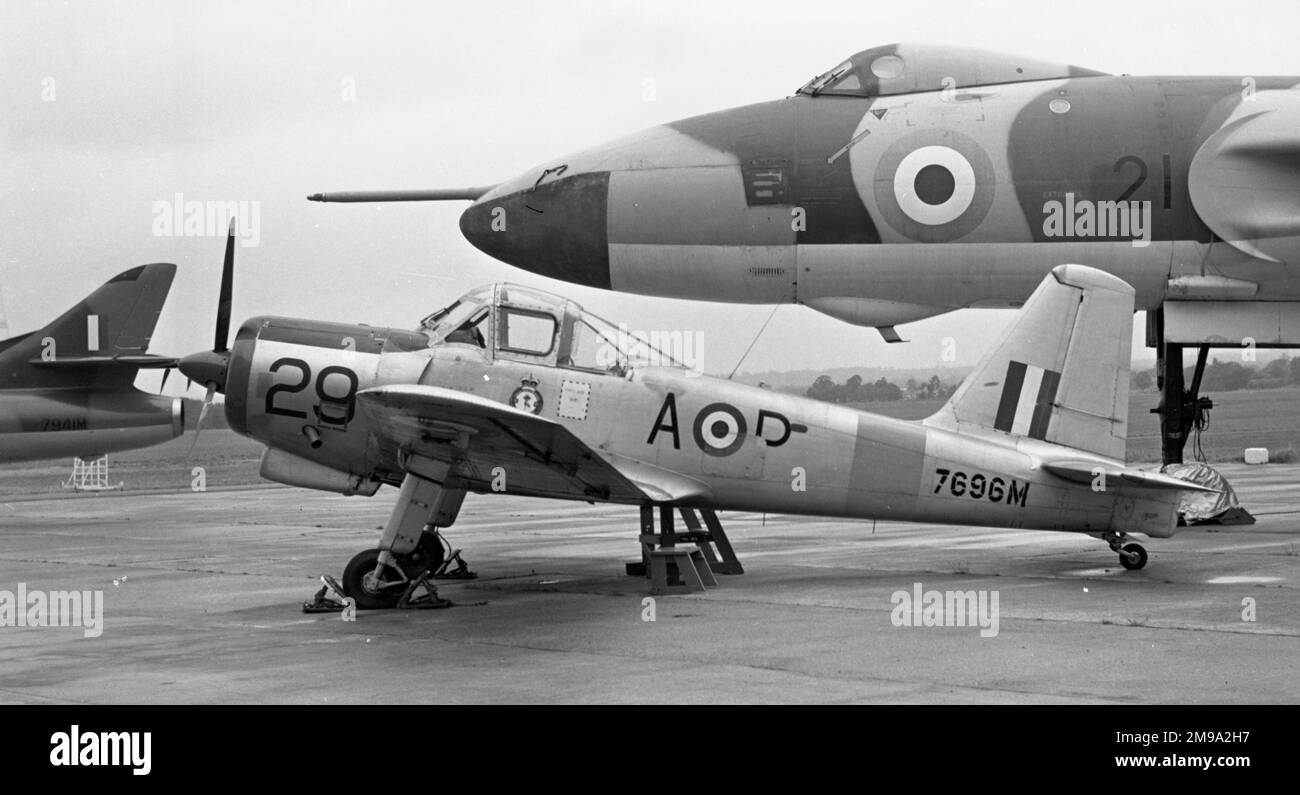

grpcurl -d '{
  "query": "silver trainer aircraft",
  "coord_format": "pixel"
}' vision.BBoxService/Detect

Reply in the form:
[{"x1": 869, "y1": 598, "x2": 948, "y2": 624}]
[{"x1": 179, "y1": 231, "x2": 1210, "y2": 607}]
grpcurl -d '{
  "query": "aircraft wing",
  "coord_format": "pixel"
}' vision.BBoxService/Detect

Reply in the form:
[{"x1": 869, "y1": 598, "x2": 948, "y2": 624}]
[
  {"x1": 1042, "y1": 460, "x2": 1220, "y2": 493},
  {"x1": 356, "y1": 385, "x2": 712, "y2": 504}
]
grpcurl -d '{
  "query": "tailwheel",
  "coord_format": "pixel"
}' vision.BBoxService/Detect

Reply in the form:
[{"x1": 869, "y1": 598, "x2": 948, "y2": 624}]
[
  {"x1": 342, "y1": 548, "x2": 407, "y2": 609},
  {"x1": 1119, "y1": 542, "x2": 1148, "y2": 571}
]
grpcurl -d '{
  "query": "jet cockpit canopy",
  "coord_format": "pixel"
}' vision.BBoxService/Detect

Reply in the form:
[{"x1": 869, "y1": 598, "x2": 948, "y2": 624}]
[{"x1": 796, "y1": 43, "x2": 1107, "y2": 98}]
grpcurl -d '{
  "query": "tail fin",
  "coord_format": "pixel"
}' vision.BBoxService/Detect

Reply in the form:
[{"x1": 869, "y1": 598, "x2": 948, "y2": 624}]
[
  {"x1": 924, "y1": 264, "x2": 1135, "y2": 459},
  {"x1": 0, "y1": 263, "x2": 177, "y2": 389}
]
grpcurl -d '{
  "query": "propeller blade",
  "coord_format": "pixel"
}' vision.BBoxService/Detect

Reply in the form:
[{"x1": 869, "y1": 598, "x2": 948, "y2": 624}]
[
  {"x1": 159, "y1": 367, "x2": 171, "y2": 394},
  {"x1": 189, "y1": 382, "x2": 217, "y2": 454},
  {"x1": 215, "y1": 218, "x2": 235, "y2": 353}
]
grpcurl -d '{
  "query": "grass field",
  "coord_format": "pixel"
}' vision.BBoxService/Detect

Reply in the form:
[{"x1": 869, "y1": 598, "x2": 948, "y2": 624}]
[
  {"x1": 4, "y1": 387, "x2": 1296, "y2": 497},
  {"x1": 1123, "y1": 387, "x2": 1300, "y2": 464},
  {"x1": 0, "y1": 430, "x2": 266, "y2": 499}
]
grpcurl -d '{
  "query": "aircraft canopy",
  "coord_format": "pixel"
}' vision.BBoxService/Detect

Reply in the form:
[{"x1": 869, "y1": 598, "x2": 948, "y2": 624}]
[
  {"x1": 796, "y1": 43, "x2": 1107, "y2": 98},
  {"x1": 419, "y1": 283, "x2": 689, "y2": 373}
]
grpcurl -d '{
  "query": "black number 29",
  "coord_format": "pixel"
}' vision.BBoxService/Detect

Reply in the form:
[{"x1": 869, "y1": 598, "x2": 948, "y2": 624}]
[{"x1": 265, "y1": 358, "x2": 360, "y2": 422}]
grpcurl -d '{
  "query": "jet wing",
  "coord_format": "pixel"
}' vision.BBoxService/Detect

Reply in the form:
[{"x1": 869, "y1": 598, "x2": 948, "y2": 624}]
[
  {"x1": 356, "y1": 385, "x2": 711, "y2": 504},
  {"x1": 1041, "y1": 460, "x2": 1220, "y2": 493}
]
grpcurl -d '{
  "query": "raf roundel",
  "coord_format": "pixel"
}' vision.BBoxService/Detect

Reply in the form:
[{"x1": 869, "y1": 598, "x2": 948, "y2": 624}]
[
  {"x1": 872, "y1": 129, "x2": 996, "y2": 243},
  {"x1": 892, "y1": 146, "x2": 977, "y2": 226},
  {"x1": 692, "y1": 402, "x2": 747, "y2": 457}
]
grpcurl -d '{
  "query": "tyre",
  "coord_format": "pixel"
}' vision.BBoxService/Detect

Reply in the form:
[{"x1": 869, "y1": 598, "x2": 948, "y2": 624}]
[
  {"x1": 1119, "y1": 543, "x2": 1148, "y2": 571},
  {"x1": 342, "y1": 548, "x2": 405, "y2": 609}
]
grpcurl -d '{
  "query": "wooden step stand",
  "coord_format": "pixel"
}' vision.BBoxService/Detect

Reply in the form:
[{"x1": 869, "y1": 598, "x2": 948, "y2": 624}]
[
  {"x1": 679, "y1": 507, "x2": 744, "y2": 575},
  {"x1": 637, "y1": 505, "x2": 719, "y2": 595},
  {"x1": 629, "y1": 505, "x2": 745, "y2": 580}
]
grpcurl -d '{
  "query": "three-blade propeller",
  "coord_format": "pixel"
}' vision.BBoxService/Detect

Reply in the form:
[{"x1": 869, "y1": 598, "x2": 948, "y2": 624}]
[{"x1": 178, "y1": 218, "x2": 238, "y2": 451}]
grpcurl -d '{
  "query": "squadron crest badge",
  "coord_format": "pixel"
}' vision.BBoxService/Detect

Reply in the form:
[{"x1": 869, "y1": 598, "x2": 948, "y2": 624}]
[{"x1": 510, "y1": 376, "x2": 543, "y2": 414}]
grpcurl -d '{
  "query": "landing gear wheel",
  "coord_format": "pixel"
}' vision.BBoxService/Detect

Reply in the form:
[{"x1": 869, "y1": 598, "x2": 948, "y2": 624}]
[
  {"x1": 1119, "y1": 543, "x2": 1148, "y2": 570},
  {"x1": 342, "y1": 548, "x2": 406, "y2": 609}
]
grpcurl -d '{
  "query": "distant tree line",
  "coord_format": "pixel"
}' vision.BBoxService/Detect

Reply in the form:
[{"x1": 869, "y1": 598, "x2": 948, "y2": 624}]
[
  {"x1": 806, "y1": 374, "x2": 958, "y2": 404},
  {"x1": 1131, "y1": 356, "x2": 1300, "y2": 393}
]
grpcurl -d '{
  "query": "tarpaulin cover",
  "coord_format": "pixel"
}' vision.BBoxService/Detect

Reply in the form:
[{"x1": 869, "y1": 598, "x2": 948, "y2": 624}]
[{"x1": 1159, "y1": 462, "x2": 1252, "y2": 524}]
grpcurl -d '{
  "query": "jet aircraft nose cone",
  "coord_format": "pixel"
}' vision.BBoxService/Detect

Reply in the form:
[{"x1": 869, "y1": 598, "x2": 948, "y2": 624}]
[
  {"x1": 459, "y1": 171, "x2": 612, "y2": 289},
  {"x1": 178, "y1": 350, "x2": 231, "y2": 393}
]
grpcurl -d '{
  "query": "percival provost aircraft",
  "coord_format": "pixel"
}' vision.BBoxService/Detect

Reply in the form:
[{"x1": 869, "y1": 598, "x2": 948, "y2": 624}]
[
  {"x1": 310, "y1": 43, "x2": 1300, "y2": 466},
  {"x1": 0, "y1": 263, "x2": 182, "y2": 463},
  {"x1": 178, "y1": 237, "x2": 1210, "y2": 608}
]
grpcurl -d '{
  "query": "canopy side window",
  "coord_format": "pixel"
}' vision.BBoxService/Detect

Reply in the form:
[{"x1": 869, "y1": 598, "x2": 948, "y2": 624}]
[
  {"x1": 443, "y1": 306, "x2": 491, "y2": 349},
  {"x1": 497, "y1": 308, "x2": 557, "y2": 357},
  {"x1": 797, "y1": 59, "x2": 868, "y2": 97},
  {"x1": 561, "y1": 316, "x2": 623, "y2": 375},
  {"x1": 558, "y1": 311, "x2": 688, "y2": 375},
  {"x1": 820, "y1": 70, "x2": 865, "y2": 96}
]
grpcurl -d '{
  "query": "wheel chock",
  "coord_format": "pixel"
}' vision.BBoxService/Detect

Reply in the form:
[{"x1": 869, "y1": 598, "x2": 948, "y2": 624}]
[
  {"x1": 302, "y1": 575, "x2": 351, "y2": 613},
  {"x1": 433, "y1": 549, "x2": 477, "y2": 580},
  {"x1": 397, "y1": 571, "x2": 454, "y2": 609}
]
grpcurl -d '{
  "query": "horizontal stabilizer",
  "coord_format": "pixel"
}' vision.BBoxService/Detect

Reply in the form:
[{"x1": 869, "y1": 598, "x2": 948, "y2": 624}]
[{"x1": 1042, "y1": 460, "x2": 1220, "y2": 493}]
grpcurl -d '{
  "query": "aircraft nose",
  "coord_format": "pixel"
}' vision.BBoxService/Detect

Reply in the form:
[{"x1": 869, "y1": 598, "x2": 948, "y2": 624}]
[{"x1": 459, "y1": 171, "x2": 611, "y2": 289}]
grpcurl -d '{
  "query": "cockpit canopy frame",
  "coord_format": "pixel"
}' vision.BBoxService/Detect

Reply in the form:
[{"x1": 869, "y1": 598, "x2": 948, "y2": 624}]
[{"x1": 419, "y1": 283, "x2": 690, "y2": 375}]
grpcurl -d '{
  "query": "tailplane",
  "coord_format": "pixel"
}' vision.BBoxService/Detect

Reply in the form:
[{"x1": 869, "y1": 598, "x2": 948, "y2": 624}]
[{"x1": 925, "y1": 264, "x2": 1134, "y2": 460}]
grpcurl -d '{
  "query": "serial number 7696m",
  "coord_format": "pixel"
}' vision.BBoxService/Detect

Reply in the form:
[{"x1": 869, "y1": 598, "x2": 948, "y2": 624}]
[{"x1": 933, "y1": 468, "x2": 1029, "y2": 507}]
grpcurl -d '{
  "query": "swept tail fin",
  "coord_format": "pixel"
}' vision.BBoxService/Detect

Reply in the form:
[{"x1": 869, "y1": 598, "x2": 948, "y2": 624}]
[
  {"x1": 924, "y1": 264, "x2": 1135, "y2": 460},
  {"x1": 0, "y1": 263, "x2": 177, "y2": 389}
]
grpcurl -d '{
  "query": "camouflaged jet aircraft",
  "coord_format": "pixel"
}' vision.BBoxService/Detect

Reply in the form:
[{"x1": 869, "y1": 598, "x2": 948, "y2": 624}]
[
  {"x1": 0, "y1": 263, "x2": 182, "y2": 463},
  {"x1": 179, "y1": 228, "x2": 1212, "y2": 607},
  {"x1": 309, "y1": 42, "x2": 1300, "y2": 466}
]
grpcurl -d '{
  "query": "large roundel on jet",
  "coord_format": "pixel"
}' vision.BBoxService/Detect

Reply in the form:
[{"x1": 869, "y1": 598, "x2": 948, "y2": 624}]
[
  {"x1": 873, "y1": 130, "x2": 995, "y2": 242},
  {"x1": 693, "y1": 403, "x2": 747, "y2": 457}
]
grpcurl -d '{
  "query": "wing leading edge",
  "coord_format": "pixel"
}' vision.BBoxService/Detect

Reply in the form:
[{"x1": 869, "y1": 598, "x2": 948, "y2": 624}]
[{"x1": 356, "y1": 385, "x2": 712, "y2": 505}]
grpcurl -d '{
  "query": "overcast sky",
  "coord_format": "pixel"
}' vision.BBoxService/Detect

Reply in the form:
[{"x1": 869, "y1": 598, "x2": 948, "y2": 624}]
[{"x1": 4, "y1": 0, "x2": 1298, "y2": 394}]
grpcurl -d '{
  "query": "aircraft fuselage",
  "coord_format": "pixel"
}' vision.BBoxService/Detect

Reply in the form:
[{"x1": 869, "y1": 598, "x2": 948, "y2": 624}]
[
  {"x1": 460, "y1": 69, "x2": 1300, "y2": 327},
  {"x1": 227, "y1": 317, "x2": 1176, "y2": 540},
  {"x1": 0, "y1": 389, "x2": 182, "y2": 463}
]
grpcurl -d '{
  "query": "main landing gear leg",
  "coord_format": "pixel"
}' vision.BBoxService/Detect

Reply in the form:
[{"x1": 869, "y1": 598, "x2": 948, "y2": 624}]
[
  {"x1": 1149, "y1": 309, "x2": 1213, "y2": 466},
  {"x1": 1102, "y1": 531, "x2": 1148, "y2": 571},
  {"x1": 341, "y1": 458, "x2": 469, "y2": 609}
]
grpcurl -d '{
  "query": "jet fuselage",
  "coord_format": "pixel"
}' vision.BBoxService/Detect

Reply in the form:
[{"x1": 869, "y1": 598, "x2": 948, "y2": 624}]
[{"x1": 458, "y1": 44, "x2": 1300, "y2": 328}]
